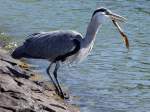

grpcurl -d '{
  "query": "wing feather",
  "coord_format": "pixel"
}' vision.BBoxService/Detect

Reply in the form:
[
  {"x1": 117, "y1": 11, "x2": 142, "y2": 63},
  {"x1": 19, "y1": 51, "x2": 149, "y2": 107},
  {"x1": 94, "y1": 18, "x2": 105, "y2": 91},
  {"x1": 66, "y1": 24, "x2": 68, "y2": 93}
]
[{"x1": 23, "y1": 31, "x2": 82, "y2": 60}]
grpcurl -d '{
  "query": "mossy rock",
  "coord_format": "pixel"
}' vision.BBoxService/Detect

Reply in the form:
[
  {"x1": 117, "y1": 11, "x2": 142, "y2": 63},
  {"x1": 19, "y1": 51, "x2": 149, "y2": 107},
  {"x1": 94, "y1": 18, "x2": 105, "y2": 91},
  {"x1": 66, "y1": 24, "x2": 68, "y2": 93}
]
[{"x1": 0, "y1": 33, "x2": 17, "y2": 50}]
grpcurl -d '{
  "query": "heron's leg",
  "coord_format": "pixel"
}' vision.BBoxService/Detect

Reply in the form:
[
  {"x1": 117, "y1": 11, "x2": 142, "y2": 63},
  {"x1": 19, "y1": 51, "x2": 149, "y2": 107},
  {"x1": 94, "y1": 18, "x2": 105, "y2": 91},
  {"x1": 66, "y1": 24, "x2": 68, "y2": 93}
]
[
  {"x1": 46, "y1": 62, "x2": 60, "y2": 94},
  {"x1": 53, "y1": 62, "x2": 65, "y2": 98}
]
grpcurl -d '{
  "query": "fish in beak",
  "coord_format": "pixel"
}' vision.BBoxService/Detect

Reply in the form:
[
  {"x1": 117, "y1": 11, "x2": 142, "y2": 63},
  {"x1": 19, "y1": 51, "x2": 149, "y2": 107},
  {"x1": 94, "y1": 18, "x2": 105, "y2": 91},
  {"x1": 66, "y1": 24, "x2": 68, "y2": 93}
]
[
  {"x1": 107, "y1": 11, "x2": 129, "y2": 49},
  {"x1": 112, "y1": 20, "x2": 129, "y2": 49}
]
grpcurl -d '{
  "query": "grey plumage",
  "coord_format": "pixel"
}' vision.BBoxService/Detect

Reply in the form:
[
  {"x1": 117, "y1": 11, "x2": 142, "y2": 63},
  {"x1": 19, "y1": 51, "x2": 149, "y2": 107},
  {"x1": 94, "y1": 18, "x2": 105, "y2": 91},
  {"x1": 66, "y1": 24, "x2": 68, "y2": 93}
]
[
  {"x1": 11, "y1": 45, "x2": 26, "y2": 59},
  {"x1": 12, "y1": 31, "x2": 83, "y2": 61}
]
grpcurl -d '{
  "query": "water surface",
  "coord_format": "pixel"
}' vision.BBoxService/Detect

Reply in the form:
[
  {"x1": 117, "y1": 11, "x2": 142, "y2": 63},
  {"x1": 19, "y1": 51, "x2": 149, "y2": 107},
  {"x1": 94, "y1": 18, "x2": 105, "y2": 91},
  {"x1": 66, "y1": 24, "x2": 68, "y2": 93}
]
[{"x1": 0, "y1": 0, "x2": 150, "y2": 112}]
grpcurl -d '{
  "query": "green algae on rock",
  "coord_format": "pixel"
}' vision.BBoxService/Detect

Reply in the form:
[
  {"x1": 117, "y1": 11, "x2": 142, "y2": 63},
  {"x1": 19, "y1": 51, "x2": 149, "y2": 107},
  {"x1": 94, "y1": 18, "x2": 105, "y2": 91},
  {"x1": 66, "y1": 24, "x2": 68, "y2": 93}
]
[{"x1": 0, "y1": 33, "x2": 17, "y2": 50}]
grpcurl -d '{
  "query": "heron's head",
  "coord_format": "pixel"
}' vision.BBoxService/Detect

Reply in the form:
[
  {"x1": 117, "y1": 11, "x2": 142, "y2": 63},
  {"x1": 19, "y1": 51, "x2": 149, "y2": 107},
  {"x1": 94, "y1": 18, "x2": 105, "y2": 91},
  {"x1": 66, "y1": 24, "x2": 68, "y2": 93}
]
[
  {"x1": 92, "y1": 7, "x2": 126, "y2": 24},
  {"x1": 92, "y1": 7, "x2": 129, "y2": 49}
]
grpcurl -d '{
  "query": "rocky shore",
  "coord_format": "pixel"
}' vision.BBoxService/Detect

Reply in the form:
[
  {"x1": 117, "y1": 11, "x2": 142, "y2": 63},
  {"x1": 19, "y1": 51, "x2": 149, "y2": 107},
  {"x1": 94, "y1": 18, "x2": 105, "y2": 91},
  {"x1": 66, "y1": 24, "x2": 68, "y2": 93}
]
[{"x1": 0, "y1": 48, "x2": 79, "y2": 112}]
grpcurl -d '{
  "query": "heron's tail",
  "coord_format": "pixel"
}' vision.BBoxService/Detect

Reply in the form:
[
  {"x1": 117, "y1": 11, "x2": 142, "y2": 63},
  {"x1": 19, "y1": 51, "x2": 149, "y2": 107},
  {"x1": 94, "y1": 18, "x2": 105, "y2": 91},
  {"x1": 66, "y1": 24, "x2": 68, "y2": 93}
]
[{"x1": 11, "y1": 45, "x2": 25, "y2": 59}]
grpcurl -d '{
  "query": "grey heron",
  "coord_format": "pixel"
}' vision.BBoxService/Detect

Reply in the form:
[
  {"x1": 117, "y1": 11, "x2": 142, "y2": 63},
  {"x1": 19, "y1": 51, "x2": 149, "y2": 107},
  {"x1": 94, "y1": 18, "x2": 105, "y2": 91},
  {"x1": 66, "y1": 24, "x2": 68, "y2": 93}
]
[{"x1": 11, "y1": 7, "x2": 129, "y2": 99}]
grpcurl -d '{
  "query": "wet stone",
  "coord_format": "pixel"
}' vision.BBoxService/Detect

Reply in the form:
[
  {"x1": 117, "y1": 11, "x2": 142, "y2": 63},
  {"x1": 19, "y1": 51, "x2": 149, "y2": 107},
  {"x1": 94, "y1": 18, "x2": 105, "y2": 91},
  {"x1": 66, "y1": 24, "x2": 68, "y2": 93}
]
[{"x1": 0, "y1": 48, "x2": 79, "y2": 112}]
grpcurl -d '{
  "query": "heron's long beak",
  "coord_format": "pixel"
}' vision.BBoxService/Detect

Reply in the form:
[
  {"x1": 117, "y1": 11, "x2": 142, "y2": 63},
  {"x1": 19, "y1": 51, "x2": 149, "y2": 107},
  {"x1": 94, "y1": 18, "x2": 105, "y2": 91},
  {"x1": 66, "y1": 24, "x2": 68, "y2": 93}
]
[
  {"x1": 107, "y1": 12, "x2": 129, "y2": 49},
  {"x1": 107, "y1": 12, "x2": 127, "y2": 22}
]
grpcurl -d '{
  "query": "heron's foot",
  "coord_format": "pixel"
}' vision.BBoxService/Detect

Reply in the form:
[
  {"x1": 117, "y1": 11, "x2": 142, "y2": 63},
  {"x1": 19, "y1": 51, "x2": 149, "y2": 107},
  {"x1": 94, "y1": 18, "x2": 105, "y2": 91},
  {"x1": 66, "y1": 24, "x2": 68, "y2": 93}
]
[
  {"x1": 63, "y1": 92, "x2": 69, "y2": 99},
  {"x1": 56, "y1": 91, "x2": 69, "y2": 99},
  {"x1": 59, "y1": 92, "x2": 69, "y2": 99}
]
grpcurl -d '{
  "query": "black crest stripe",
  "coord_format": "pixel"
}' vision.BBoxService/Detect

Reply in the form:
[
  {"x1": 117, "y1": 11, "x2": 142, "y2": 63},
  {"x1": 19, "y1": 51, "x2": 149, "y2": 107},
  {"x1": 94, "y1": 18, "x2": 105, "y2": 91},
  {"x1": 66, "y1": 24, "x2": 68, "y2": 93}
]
[{"x1": 92, "y1": 8, "x2": 107, "y2": 17}]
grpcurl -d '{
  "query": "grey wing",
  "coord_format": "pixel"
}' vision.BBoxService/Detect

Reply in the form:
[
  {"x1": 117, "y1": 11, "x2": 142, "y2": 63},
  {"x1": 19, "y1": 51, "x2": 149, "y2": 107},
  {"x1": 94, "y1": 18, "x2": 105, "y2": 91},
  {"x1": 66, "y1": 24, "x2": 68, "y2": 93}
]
[{"x1": 23, "y1": 31, "x2": 83, "y2": 60}]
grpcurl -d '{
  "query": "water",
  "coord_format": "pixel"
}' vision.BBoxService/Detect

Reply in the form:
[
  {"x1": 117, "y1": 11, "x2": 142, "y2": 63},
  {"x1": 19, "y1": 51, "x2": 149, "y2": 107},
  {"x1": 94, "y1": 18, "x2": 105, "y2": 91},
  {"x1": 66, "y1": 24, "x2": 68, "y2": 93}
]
[{"x1": 0, "y1": 0, "x2": 150, "y2": 112}]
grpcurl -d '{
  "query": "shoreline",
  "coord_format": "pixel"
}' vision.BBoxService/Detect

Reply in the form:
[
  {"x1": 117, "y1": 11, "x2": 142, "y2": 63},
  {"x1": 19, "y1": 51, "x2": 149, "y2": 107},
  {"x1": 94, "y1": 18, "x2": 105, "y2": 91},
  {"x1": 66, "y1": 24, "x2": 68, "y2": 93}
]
[{"x1": 0, "y1": 47, "x2": 79, "y2": 112}]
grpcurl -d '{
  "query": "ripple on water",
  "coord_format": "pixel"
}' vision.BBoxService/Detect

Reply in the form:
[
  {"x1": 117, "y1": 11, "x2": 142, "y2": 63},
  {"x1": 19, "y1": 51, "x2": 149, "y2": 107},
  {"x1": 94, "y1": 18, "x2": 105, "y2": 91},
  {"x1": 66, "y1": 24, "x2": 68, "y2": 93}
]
[{"x1": 1, "y1": 0, "x2": 150, "y2": 112}]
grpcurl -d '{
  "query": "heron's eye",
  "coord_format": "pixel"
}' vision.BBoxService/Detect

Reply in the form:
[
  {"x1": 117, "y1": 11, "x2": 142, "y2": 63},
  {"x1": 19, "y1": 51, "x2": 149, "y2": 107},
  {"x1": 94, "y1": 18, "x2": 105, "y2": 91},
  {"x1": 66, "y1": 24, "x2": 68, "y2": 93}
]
[{"x1": 105, "y1": 11, "x2": 110, "y2": 15}]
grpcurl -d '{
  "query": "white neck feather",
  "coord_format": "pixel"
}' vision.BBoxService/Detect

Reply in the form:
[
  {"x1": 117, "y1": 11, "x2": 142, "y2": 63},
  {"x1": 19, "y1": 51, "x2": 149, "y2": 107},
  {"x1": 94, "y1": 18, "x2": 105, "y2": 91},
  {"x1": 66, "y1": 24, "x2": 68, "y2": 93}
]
[{"x1": 82, "y1": 16, "x2": 101, "y2": 48}]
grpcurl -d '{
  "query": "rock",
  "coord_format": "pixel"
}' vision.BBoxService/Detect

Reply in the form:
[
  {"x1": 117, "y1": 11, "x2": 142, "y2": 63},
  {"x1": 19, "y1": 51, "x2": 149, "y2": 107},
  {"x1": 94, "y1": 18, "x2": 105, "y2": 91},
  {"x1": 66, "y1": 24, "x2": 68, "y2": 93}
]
[{"x1": 0, "y1": 48, "x2": 79, "y2": 112}]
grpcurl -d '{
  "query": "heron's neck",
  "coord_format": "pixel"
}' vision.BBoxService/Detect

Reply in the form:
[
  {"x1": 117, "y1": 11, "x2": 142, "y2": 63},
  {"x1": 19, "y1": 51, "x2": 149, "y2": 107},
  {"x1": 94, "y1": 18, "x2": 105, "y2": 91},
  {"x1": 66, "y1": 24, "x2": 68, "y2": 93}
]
[{"x1": 83, "y1": 18, "x2": 101, "y2": 47}]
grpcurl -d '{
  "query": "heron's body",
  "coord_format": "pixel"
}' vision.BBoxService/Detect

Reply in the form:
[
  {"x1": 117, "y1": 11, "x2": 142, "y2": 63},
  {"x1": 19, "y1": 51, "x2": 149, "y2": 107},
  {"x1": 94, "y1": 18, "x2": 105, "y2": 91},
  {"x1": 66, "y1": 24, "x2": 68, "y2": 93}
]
[
  {"x1": 12, "y1": 15, "x2": 100, "y2": 63},
  {"x1": 11, "y1": 7, "x2": 128, "y2": 99},
  {"x1": 13, "y1": 31, "x2": 82, "y2": 61}
]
